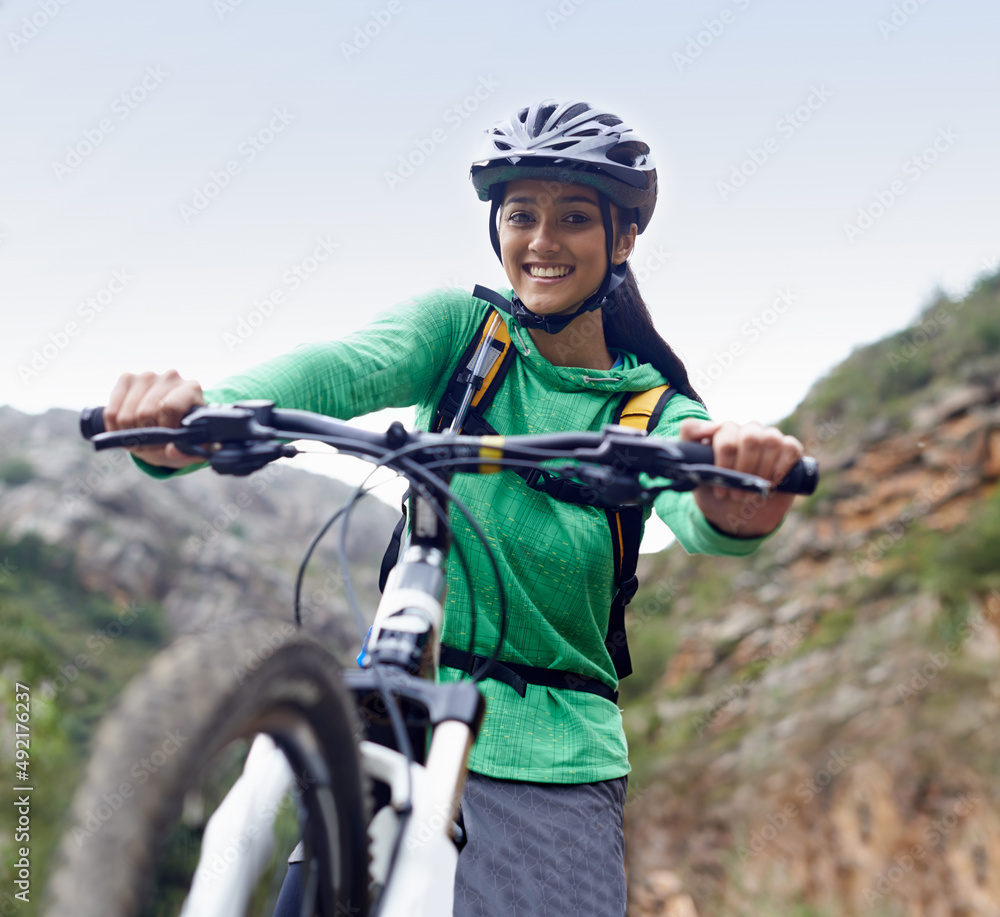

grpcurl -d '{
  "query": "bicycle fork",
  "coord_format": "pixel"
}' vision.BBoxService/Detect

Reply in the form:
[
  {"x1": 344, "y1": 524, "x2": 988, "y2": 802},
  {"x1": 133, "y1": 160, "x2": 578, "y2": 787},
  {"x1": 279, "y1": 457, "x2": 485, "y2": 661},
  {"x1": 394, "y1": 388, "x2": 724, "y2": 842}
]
[{"x1": 350, "y1": 482, "x2": 486, "y2": 915}]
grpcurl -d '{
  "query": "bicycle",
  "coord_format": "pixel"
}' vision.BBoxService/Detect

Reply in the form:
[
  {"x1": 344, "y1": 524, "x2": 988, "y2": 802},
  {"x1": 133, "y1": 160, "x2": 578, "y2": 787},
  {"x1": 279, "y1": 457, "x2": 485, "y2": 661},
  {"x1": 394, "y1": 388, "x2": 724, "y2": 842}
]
[{"x1": 44, "y1": 399, "x2": 817, "y2": 916}]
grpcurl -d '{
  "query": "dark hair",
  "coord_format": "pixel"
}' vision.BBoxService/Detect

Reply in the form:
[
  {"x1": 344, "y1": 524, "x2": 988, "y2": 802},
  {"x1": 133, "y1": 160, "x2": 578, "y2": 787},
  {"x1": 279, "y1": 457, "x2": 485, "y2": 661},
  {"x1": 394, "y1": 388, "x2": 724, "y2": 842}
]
[{"x1": 603, "y1": 210, "x2": 705, "y2": 406}]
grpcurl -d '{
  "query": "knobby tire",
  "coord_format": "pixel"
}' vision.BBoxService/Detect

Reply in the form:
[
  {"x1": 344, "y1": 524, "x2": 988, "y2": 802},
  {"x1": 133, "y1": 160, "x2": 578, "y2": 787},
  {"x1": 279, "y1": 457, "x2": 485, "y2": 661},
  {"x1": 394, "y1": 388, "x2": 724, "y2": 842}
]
[{"x1": 43, "y1": 618, "x2": 370, "y2": 917}]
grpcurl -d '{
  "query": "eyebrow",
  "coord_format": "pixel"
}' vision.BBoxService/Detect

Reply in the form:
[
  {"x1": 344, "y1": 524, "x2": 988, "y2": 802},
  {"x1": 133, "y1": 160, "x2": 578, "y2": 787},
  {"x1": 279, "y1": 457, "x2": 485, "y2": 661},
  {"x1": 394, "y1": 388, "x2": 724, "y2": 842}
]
[{"x1": 504, "y1": 195, "x2": 599, "y2": 206}]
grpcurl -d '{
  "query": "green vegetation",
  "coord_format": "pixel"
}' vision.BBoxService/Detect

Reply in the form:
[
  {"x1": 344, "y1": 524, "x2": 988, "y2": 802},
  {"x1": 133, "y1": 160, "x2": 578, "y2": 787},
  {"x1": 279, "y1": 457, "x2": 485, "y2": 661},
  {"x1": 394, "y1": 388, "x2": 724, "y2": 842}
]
[
  {"x1": 0, "y1": 456, "x2": 36, "y2": 486},
  {"x1": 784, "y1": 271, "x2": 1000, "y2": 447},
  {"x1": 0, "y1": 533, "x2": 168, "y2": 910}
]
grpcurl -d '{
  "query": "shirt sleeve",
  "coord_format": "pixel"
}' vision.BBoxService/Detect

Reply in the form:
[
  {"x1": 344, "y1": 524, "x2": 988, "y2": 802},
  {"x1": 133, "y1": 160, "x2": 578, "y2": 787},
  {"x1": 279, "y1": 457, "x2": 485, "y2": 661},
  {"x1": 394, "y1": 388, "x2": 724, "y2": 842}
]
[
  {"x1": 132, "y1": 288, "x2": 481, "y2": 479},
  {"x1": 204, "y1": 288, "x2": 478, "y2": 417},
  {"x1": 645, "y1": 393, "x2": 774, "y2": 557}
]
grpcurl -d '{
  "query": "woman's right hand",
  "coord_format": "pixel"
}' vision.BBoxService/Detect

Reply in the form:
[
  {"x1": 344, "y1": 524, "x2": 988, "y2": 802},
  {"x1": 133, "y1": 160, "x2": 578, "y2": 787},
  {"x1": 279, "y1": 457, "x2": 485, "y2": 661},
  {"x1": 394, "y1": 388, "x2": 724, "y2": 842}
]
[{"x1": 104, "y1": 370, "x2": 207, "y2": 469}]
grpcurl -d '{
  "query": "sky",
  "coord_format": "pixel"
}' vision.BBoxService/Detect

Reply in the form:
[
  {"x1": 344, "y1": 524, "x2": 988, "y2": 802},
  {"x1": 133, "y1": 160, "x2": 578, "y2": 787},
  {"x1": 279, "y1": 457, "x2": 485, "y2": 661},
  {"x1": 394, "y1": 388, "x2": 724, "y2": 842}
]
[{"x1": 2, "y1": 0, "x2": 998, "y2": 548}]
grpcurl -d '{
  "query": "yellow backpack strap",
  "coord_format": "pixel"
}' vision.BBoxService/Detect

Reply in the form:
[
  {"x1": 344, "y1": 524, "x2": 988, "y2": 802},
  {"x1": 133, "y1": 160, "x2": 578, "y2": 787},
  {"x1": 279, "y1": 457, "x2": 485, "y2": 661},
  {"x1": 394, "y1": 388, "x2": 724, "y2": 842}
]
[
  {"x1": 616, "y1": 384, "x2": 673, "y2": 432},
  {"x1": 430, "y1": 308, "x2": 514, "y2": 433},
  {"x1": 470, "y1": 312, "x2": 512, "y2": 411},
  {"x1": 604, "y1": 383, "x2": 676, "y2": 680}
]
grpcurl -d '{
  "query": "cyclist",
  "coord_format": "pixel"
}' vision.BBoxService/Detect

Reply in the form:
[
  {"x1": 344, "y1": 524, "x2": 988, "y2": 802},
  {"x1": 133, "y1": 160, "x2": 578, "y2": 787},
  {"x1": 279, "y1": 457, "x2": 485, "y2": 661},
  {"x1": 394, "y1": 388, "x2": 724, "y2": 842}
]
[{"x1": 104, "y1": 99, "x2": 804, "y2": 917}]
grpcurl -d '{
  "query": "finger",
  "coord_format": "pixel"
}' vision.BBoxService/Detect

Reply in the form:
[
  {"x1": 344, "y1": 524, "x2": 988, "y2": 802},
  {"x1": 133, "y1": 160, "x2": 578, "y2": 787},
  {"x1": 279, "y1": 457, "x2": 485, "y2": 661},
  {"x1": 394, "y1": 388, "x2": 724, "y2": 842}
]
[
  {"x1": 679, "y1": 418, "x2": 721, "y2": 443},
  {"x1": 116, "y1": 371, "x2": 161, "y2": 430},
  {"x1": 709, "y1": 420, "x2": 740, "y2": 469},
  {"x1": 162, "y1": 442, "x2": 206, "y2": 467},
  {"x1": 769, "y1": 434, "x2": 805, "y2": 488},
  {"x1": 105, "y1": 372, "x2": 138, "y2": 431},
  {"x1": 732, "y1": 421, "x2": 765, "y2": 477},
  {"x1": 159, "y1": 379, "x2": 205, "y2": 428},
  {"x1": 707, "y1": 420, "x2": 740, "y2": 499},
  {"x1": 144, "y1": 371, "x2": 202, "y2": 428}
]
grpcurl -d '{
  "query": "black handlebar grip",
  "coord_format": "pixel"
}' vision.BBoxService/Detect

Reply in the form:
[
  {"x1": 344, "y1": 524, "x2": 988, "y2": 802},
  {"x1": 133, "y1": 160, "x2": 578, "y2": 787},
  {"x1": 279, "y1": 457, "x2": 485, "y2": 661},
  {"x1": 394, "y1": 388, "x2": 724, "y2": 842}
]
[
  {"x1": 675, "y1": 441, "x2": 819, "y2": 495},
  {"x1": 80, "y1": 406, "x2": 106, "y2": 440}
]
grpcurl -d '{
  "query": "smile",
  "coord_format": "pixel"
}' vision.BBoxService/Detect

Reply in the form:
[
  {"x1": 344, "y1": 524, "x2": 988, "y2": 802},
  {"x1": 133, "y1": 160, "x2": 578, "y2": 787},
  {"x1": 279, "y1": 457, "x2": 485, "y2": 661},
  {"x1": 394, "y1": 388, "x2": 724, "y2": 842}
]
[{"x1": 525, "y1": 265, "x2": 574, "y2": 278}]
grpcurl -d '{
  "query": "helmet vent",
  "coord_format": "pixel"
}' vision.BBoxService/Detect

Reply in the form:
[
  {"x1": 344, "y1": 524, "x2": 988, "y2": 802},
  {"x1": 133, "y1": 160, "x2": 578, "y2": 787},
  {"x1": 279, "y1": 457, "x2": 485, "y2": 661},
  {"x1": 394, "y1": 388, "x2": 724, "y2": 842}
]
[
  {"x1": 533, "y1": 103, "x2": 559, "y2": 135},
  {"x1": 606, "y1": 140, "x2": 649, "y2": 168},
  {"x1": 560, "y1": 102, "x2": 592, "y2": 123}
]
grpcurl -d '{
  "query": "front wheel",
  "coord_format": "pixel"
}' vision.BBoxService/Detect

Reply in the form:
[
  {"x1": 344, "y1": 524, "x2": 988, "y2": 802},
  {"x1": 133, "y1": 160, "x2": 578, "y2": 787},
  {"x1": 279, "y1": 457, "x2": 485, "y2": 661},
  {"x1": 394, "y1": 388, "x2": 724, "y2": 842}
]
[{"x1": 44, "y1": 618, "x2": 370, "y2": 917}]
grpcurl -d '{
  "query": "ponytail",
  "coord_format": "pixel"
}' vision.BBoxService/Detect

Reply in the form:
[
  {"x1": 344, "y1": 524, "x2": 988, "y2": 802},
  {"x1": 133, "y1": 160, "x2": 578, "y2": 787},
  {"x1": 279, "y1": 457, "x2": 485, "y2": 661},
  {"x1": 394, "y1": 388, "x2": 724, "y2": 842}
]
[{"x1": 603, "y1": 263, "x2": 705, "y2": 407}]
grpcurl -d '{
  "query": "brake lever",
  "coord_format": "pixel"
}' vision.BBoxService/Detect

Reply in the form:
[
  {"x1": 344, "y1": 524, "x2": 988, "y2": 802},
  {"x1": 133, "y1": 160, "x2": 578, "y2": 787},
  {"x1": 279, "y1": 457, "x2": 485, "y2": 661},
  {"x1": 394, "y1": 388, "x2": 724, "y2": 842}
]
[
  {"x1": 664, "y1": 462, "x2": 773, "y2": 495},
  {"x1": 555, "y1": 464, "x2": 653, "y2": 508},
  {"x1": 90, "y1": 421, "x2": 214, "y2": 452}
]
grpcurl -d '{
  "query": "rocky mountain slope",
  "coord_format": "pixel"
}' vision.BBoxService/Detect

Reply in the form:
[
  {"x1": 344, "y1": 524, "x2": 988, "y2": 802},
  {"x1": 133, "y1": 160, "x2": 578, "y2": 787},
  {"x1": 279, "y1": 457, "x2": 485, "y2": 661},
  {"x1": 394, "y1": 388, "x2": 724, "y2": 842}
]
[
  {"x1": 622, "y1": 275, "x2": 1000, "y2": 916},
  {"x1": 0, "y1": 406, "x2": 399, "y2": 647}
]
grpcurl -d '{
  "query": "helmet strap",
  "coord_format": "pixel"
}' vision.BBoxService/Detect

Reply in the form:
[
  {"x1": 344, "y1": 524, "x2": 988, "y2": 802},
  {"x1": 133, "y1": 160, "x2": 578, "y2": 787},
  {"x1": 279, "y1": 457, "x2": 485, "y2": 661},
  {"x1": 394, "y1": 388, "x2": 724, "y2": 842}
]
[{"x1": 488, "y1": 193, "x2": 503, "y2": 262}]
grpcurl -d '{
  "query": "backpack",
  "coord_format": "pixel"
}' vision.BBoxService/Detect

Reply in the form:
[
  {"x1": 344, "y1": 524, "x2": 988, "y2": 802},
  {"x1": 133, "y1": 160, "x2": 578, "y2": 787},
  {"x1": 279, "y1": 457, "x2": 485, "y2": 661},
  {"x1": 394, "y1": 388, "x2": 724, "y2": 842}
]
[{"x1": 378, "y1": 305, "x2": 675, "y2": 701}]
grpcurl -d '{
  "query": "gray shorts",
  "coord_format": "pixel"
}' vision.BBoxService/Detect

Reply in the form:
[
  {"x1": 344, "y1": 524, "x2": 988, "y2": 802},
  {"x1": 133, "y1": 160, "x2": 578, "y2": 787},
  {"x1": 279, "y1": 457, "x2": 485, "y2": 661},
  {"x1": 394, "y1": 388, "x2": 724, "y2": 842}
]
[{"x1": 453, "y1": 772, "x2": 628, "y2": 917}]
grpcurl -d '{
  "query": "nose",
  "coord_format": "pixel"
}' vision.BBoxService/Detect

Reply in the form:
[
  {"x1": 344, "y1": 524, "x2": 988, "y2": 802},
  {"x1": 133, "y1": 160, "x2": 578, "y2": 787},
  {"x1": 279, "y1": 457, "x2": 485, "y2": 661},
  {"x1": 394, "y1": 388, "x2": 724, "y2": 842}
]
[{"x1": 528, "y1": 216, "x2": 561, "y2": 256}]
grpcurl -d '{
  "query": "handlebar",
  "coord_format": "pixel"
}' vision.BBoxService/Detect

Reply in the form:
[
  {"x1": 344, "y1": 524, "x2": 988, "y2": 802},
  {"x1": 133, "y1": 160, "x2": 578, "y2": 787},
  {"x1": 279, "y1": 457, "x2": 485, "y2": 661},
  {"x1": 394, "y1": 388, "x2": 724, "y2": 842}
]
[{"x1": 80, "y1": 401, "x2": 819, "y2": 498}]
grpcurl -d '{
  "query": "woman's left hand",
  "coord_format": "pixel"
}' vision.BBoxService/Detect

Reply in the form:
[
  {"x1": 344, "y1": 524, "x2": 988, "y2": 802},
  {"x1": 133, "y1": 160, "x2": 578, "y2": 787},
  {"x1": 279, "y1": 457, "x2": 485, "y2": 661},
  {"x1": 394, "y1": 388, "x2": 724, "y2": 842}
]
[{"x1": 679, "y1": 418, "x2": 805, "y2": 538}]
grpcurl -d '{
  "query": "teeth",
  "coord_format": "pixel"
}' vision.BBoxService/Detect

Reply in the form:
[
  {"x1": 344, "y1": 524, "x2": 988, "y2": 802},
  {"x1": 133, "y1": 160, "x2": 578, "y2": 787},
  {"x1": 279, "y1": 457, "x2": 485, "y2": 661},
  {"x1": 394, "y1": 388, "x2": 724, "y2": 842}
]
[{"x1": 529, "y1": 266, "x2": 571, "y2": 277}]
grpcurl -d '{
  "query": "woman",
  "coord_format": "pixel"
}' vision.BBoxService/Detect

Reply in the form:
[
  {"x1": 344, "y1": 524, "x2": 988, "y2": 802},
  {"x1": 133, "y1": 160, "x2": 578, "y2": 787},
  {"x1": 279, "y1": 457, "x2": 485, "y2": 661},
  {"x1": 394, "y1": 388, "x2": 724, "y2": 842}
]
[{"x1": 106, "y1": 100, "x2": 803, "y2": 916}]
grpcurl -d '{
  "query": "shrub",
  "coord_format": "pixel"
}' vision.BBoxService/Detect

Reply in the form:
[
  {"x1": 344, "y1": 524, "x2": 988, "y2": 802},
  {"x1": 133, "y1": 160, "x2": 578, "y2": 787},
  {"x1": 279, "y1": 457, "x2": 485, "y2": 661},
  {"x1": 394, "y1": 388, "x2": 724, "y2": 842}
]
[{"x1": 0, "y1": 455, "x2": 35, "y2": 485}]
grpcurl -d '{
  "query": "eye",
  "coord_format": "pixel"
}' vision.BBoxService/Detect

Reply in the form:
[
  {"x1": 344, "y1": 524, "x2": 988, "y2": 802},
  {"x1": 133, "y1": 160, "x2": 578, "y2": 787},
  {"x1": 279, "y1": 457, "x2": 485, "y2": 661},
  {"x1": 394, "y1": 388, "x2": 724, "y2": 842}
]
[
  {"x1": 506, "y1": 210, "x2": 534, "y2": 224},
  {"x1": 564, "y1": 212, "x2": 590, "y2": 224}
]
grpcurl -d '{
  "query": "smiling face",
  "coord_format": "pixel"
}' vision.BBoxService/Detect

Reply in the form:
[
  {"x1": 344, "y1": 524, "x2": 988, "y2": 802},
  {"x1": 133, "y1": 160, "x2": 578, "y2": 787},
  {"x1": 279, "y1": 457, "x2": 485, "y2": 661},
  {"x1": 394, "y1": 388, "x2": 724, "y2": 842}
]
[{"x1": 498, "y1": 179, "x2": 636, "y2": 318}]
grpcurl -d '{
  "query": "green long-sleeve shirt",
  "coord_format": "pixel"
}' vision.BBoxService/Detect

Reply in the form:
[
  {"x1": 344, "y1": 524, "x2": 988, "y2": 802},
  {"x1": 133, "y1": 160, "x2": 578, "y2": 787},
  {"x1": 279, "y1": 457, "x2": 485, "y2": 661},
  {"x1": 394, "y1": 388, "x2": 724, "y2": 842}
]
[{"x1": 154, "y1": 288, "x2": 769, "y2": 782}]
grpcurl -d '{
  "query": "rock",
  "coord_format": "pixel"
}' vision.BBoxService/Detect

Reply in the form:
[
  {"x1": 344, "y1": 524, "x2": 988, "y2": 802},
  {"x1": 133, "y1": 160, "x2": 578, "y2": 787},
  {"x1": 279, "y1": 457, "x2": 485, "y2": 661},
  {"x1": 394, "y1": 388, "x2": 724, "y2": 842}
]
[
  {"x1": 911, "y1": 384, "x2": 992, "y2": 430},
  {"x1": 0, "y1": 407, "x2": 398, "y2": 639}
]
